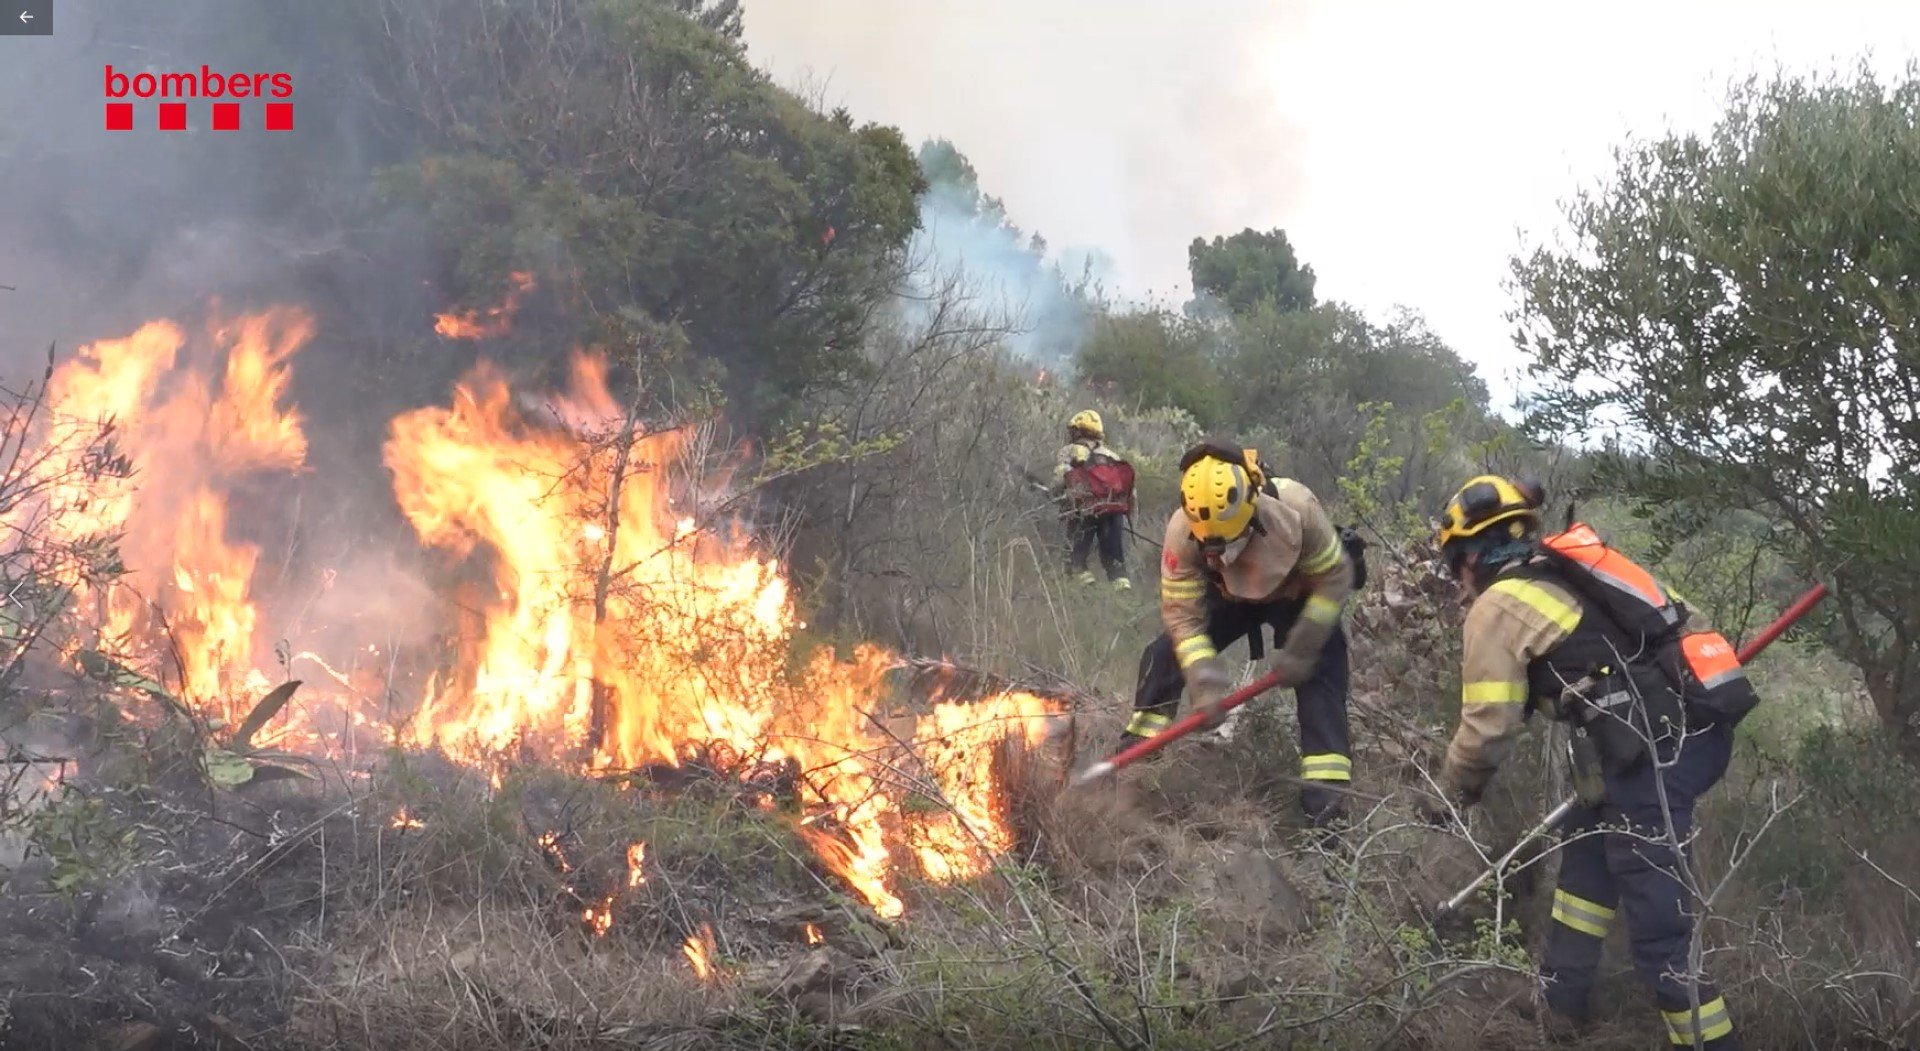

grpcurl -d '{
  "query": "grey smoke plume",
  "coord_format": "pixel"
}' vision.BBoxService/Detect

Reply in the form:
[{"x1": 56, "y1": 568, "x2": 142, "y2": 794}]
[
  {"x1": 741, "y1": 0, "x2": 1310, "y2": 303},
  {"x1": 905, "y1": 139, "x2": 1104, "y2": 365}
]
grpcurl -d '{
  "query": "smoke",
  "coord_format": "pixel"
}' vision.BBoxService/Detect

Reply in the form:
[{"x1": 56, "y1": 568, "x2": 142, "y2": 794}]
[
  {"x1": 905, "y1": 140, "x2": 1105, "y2": 365},
  {"x1": 0, "y1": 0, "x2": 421, "y2": 359},
  {"x1": 742, "y1": 0, "x2": 1312, "y2": 304}
]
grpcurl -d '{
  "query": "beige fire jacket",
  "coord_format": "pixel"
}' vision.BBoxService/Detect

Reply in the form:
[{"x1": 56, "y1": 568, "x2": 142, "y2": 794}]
[
  {"x1": 1156, "y1": 479, "x2": 1353, "y2": 672},
  {"x1": 1440, "y1": 569, "x2": 1583, "y2": 800}
]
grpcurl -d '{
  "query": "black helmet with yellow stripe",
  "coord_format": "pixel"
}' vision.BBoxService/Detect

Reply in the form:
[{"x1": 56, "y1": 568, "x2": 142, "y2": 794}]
[{"x1": 1436, "y1": 474, "x2": 1545, "y2": 579}]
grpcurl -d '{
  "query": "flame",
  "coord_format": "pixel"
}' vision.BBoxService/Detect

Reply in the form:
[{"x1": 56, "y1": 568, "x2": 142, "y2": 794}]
[
  {"x1": 29, "y1": 309, "x2": 311, "y2": 729},
  {"x1": 391, "y1": 809, "x2": 424, "y2": 830},
  {"x1": 584, "y1": 896, "x2": 615, "y2": 937},
  {"x1": 908, "y1": 691, "x2": 1057, "y2": 882},
  {"x1": 682, "y1": 924, "x2": 716, "y2": 980},
  {"x1": 435, "y1": 271, "x2": 535, "y2": 340},
  {"x1": 23, "y1": 310, "x2": 1062, "y2": 922},
  {"x1": 377, "y1": 353, "x2": 1064, "y2": 913},
  {"x1": 537, "y1": 830, "x2": 571, "y2": 873},
  {"x1": 626, "y1": 842, "x2": 647, "y2": 888},
  {"x1": 804, "y1": 923, "x2": 823, "y2": 945}
]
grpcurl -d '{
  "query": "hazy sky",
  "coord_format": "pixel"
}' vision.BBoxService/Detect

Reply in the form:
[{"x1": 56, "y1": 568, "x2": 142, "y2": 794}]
[{"x1": 743, "y1": 1, "x2": 1920, "y2": 403}]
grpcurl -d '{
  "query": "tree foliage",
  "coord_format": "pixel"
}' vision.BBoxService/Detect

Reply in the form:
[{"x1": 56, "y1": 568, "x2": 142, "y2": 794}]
[
  {"x1": 372, "y1": 0, "x2": 926, "y2": 422},
  {"x1": 1512, "y1": 63, "x2": 1920, "y2": 745},
  {"x1": 1073, "y1": 310, "x2": 1226, "y2": 428},
  {"x1": 1187, "y1": 227, "x2": 1317, "y2": 317}
]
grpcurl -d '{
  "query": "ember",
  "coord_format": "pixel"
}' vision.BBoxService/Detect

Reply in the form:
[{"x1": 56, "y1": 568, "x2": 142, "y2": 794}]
[{"x1": 626, "y1": 842, "x2": 647, "y2": 888}]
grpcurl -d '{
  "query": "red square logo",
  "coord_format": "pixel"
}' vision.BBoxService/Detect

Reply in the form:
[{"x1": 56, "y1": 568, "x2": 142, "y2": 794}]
[
  {"x1": 105, "y1": 103, "x2": 133, "y2": 131},
  {"x1": 158, "y1": 102, "x2": 187, "y2": 131},
  {"x1": 264, "y1": 103, "x2": 293, "y2": 131},
  {"x1": 212, "y1": 102, "x2": 240, "y2": 131}
]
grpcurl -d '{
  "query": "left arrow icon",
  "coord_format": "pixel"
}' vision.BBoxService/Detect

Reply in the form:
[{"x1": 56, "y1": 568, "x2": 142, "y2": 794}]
[{"x1": 17, "y1": 10, "x2": 31, "y2": 21}]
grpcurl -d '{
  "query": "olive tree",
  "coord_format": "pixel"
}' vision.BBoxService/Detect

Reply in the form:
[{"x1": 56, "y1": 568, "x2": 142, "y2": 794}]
[{"x1": 1512, "y1": 63, "x2": 1920, "y2": 746}]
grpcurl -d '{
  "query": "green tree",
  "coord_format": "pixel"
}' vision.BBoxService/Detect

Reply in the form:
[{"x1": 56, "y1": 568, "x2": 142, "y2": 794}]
[
  {"x1": 1074, "y1": 309, "x2": 1226, "y2": 427},
  {"x1": 1217, "y1": 302, "x2": 1490, "y2": 503},
  {"x1": 373, "y1": 0, "x2": 926, "y2": 424},
  {"x1": 1187, "y1": 227, "x2": 1317, "y2": 317},
  {"x1": 1512, "y1": 63, "x2": 1920, "y2": 747}
]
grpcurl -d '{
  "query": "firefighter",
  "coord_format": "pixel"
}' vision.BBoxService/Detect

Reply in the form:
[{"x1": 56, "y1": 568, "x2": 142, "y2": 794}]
[
  {"x1": 1430, "y1": 474, "x2": 1742, "y2": 1050},
  {"x1": 1052, "y1": 410, "x2": 1133, "y2": 590},
  {"x1": 1124, "y1": 439, "x2": 1357, "y2": 828}
]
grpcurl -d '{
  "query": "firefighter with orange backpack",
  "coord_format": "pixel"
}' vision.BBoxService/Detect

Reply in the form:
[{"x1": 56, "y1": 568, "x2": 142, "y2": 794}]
[
  {"x1": 1053, "y1": 410, "x2": 1136, "y2": 590},
  {"x1": 1430, "y1": 475, "x2": 1754, "y2": 1049}
]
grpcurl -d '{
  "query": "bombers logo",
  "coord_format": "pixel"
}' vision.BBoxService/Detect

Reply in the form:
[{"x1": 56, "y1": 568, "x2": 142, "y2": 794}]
[{"x1": 103, "y1": 64, "x2": 294, "y2": 131}]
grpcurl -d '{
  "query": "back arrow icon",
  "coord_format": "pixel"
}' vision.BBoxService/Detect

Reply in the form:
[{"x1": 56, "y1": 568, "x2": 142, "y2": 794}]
[{"x1": 17, "y1": 11, "x2": 31, "y2": 21}]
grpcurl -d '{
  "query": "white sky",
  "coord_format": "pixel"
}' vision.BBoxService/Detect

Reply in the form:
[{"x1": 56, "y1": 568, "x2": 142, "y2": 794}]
[{"x1": 742, "y1": 1, "x2": 1920, "y2": 406}]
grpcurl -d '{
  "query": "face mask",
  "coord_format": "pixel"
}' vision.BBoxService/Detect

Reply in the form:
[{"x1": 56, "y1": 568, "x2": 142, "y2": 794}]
[{"x1": 1203, "y1": 531, "x2": 1253, "y2": 569}]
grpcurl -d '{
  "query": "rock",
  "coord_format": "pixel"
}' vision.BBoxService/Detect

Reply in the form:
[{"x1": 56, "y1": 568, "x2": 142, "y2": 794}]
[
  {"x1": 1195, "y1": 846, "x2": 1312, "y2": 949},
  {"x1": 749, "y1": 947, "x2": 867, "y2": 1022}
]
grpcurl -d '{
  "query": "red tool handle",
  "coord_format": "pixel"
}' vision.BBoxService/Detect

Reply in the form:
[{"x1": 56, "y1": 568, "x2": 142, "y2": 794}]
[
  {"x1": 1735, "y1": 582, "x2": 1827, "y2": 663},
  {"x1": 1071, "y1": 667, "x2": 1290, "y2": 785}
]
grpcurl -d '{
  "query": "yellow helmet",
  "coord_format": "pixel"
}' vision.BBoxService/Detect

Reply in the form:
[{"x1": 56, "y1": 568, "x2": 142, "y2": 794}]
[
  {"x1": 1180, "y1": 455, "x2": 1259, "y2": 544},
  {"x1": 1067, "y1": 410, "x2": 1104, "y2": 441},
  {"x1": 1435, "y1": 474, "x2": 1544, "y2": 551}
]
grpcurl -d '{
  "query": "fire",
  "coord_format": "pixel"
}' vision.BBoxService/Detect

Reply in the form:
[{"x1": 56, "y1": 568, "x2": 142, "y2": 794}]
[
  {"x1": 804, "y1": 923, "x2": 823, "y2": 945},
  {"x1": 537, "y1": 831, "x2": 571, "y2": 873},
  {"x1": 375, "y1": 353, "x2": 1065, "y2": 912},
  {"x1": 626, "y1": 842, "x2": 647, "y2": 888},
  {"x1": 391, "y1": 809, "x2": 424, "y2": 830},
  {"x1": 434, "y1": 271, "x2": 535, "y2": 340},
  {"x1": 583, "y1": 896, "x2": 615, "y2": 937},
  {"x1": 908, "y1": 691, "x2": 1058, "y2": 882},
  {"x1": 28, "y1": 309, "x2": 312, "y2": 730},
  {"x1": 22, "y1": 307, "x2": 1063, "y2": 922},
  {"x1": 682, "y1": 924, "x2": 716, "y2": 980}
]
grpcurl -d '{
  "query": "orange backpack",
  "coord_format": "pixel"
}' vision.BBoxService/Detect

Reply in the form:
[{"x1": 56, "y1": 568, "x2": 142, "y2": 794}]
[{"x1": 1542, "y1": 524, "x2": 1760, "y2": 726}]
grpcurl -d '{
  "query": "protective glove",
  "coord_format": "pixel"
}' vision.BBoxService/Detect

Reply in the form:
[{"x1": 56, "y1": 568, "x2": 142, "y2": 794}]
[
  {"x1": 1184, "y1": 654, "x2": 1233, "y2": 730},
  {"x1": 1263, "y1": 646, "x2": 1318, "y2": 689}
]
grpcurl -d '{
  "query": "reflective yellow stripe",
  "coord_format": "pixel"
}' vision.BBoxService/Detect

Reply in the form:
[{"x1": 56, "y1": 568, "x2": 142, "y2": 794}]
[
  {"x1": 1300, "y1": 753, "x2": 1351, "y2": 782},
  {"x1": 1550, "y1": 889, "x2": 1615, "y2": 938},
  {"x1": 1488, "y1": 578, "x2": 1582, "y2": 633},
  {"x1": 1124, "y1": 711, "x2": 1172, "y2": 737},
  {"x1": 1303, "y1": 593, "x2": 1342, "y2": 626},
  {"x1": 1173, "y1": 636, "x2": 1217, "y2": 669},
  {"x1": 1161, "y1": 578, "x2": 1207, "y2": 601},
  {"x1": 1662, "y1": 997, "x2": 1732, "y2": 1044},
  {"x1": 1462, "y1": 680, "x2": 1529, "y2": 705},
  {"x1": 1299, "y1": 534, "x2": 1344, "y2": 574}
]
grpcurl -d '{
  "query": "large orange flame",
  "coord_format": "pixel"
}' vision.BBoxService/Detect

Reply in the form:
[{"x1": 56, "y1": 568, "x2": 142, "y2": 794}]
[
  {"x1": 31, "y1": 309, "x2": 311, "y2": 728},
  {"x1": 25, "y1": 310, "x2": 1062, "y2": 919}
]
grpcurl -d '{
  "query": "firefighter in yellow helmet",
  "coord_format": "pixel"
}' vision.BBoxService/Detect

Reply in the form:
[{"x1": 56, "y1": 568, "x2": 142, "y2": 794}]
[
  {"x1": 1125, "y1": 438, "x2": 1360, "y2": 828},
  {"x1": 1431, "y1": 474, "x2": 1742, "y2": 1049},
  {"x1": 1052, "y1": 410, "x2": 1135, "y2": 589}
]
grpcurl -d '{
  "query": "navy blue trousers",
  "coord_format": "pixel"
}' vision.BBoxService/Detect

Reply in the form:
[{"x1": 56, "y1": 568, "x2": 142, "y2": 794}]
[
  {"x1": 1130, "y1": 594, "x2": 1352, "y2": 825},
  {"x1": 1542, "y1": 722, "x2": 1740, "y2": 1048}
]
